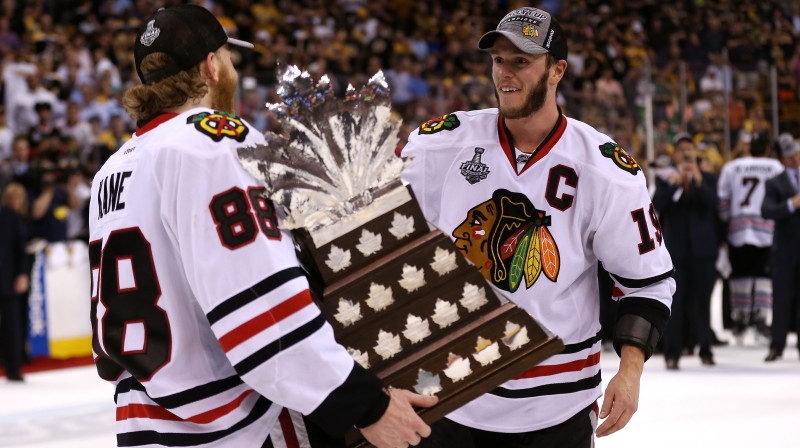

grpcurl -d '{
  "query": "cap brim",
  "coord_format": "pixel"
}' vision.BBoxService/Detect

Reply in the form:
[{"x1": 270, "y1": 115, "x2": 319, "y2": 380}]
[
  {"x1": 227, "y1": 37, "x2": 254, "y2": 49},
  {"x1": 478, "y1": 30, "x2": 548, "y2": 55}
]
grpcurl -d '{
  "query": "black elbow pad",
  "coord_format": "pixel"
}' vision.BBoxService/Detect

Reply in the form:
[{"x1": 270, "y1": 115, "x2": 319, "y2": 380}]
[{"x1": 613, "y1": 314, "x2": 661, "y2": 360}]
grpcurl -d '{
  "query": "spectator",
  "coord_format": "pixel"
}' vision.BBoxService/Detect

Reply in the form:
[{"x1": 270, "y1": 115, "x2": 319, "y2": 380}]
[
  {"x1": 681, "y1": 32, "x2": 710, "y2": 82},
  {"x1": 2, "y1": 48, "x2": 37, "y2": 134},
  {"x1": 91, "y1": 44, "x2": 122, "y2": 94},
  {"x1": 26, "y1": 101, "x2": 61, "y2": 154},
  {"x1": 12, "y1": 73, "x2": 61, "y2": 134},
  {"x1": 699, "y1": 66, "x2": 725, "y2": 95},
  {"x1": 57, "y1": 101, "x2": 95, "y2": 165},
  {"x1": 385, "y1": 54, "x2": 414, "y2": 117},
  {"x1": 0, "y1": 15, "x2": 20, "y2": 54},
  {"x1": 653, "y1": 133, "x2": 719, "y2": 369},
  {"x1": 595, "y1": 65, "x2": 626, "y2": 111},
  {"x1": 0, "y1": 135, "x2": 32, "y2": 193},
  {"x1": 0, "y1": 107, "x2": 12, "y2": 161},
  {"x1": 77, "y1": 83, "x2": 124, "y2": 129},
  {"x1": 29, "y1": 166, "x2": 77, "y2": 243},
  {"x1": 94, "y1": 114, "x2": 131, "y2": 155}
]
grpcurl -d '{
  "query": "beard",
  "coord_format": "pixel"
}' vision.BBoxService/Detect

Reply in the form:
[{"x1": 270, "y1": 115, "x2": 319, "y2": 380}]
[
  {"x1": 496, "y1": 70, "x2": 549, "y2": 119},
  {"x1": 210, "y1": 62, "x2": 237, "y2": 114}
]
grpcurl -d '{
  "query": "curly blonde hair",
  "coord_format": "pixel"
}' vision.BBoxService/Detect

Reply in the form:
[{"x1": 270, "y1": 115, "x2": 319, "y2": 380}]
[{"x1": 123, "y1": 53, "x2": 208, "y2": 122}]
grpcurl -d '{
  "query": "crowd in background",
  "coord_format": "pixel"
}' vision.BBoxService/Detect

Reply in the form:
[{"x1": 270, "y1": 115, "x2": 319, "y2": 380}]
[{"x1": 2, "y1": 0, "x2": 800, "y2": 376}]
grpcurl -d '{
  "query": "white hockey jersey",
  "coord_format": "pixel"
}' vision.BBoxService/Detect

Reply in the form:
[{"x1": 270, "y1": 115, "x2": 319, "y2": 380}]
[
  {"x1": 717, "y1": 156, "x2": 783, "y2": 247},
  {"x1": 400, "y1": 109, "x2": 674, "y2": 433},
  {"x1": 88, "y1": 108, "x2": 371, "y2": 446}
]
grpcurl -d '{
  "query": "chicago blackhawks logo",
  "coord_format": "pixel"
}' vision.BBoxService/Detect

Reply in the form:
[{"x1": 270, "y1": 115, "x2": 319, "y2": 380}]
[
  {"x1": 452, "y1": 189, "x2": 560, "y2": 293},
  {"x1": 599, "y1": 142, "x2": 640, "y2": 175},
  {"x1": 460, "y1": 147, "x2": 490, "y2": 184},
  {"x1": 187, "y1": 111, "x2": 249, "y2": 142},
  {"x1": 419, "y1": 114, "x2": 460, "y2": 135},
  {"x1": 522, "y1": 24, "x2": 539, "y2": 38}
]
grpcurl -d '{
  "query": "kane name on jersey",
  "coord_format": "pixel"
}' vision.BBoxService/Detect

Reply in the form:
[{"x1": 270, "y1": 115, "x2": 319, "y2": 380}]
[{"x1": 96, "y1": 170, "x2": 132, "y2": 219}]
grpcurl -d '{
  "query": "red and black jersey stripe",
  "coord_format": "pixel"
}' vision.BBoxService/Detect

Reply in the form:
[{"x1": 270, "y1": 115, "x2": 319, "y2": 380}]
[
  {"x1": 206, "y1": 267, "x2": 306, "y2": 325},
  {"x1": 117, "y1": 396, "x2": 273, "y2": 447}
]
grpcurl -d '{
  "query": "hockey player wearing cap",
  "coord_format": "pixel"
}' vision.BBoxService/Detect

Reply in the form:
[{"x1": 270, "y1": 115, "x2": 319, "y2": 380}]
[
  {"x1": 89, "y1": 4, "x2": 435, "y2": 447},
  {"x1": 400, "y1": 6, "x2": 674, "y2": 447}
]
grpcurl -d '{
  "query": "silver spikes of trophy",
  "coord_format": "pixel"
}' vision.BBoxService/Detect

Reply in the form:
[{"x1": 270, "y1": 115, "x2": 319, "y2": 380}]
[{"x1": 237, "y1": 66, "x2": 563, "y2": 447}]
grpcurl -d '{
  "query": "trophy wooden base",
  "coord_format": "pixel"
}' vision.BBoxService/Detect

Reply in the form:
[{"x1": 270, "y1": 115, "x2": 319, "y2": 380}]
[
  {"x1": 341, "y1": 302, "x2": 563, "y2": 448},
  {"x1": 291, "y1": 188, "x2": 564, "y2": 447}
]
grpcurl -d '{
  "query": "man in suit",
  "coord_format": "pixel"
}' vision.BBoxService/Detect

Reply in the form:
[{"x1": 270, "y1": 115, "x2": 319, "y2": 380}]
[
  {"x1": 761, "y1": 134, "x2": 800, "y2": 362},
  {"x1": 653, "y1": 133, "x2": 719, "y2": 369},
  {"x1": 0, "y1": 202, "x2": 29, "y2": 381}
]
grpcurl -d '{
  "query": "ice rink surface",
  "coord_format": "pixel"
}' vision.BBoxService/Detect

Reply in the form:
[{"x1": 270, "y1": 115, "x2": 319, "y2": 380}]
[{"x1": 2, "y1": 283, "x2": 799, "y2": 447}]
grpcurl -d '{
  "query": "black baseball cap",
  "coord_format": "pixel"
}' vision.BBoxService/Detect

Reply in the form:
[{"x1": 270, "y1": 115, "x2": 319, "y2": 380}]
[
  {"x1": 134, "y1": 4, "x2": 254, "y2": 85},
  {"x1": 478, "y1": 7, "x2": 568, "y2": 61}
]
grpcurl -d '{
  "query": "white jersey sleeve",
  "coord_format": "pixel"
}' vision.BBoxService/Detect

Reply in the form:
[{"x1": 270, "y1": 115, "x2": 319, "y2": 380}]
[{"x1": 587, "y1": 160, "x2": 675, "y2": 307}]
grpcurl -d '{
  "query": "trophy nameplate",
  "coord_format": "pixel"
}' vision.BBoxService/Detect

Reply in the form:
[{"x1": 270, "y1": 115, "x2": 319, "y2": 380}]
[{"x1": 236, "y1": 66, "x2": 564, "y2": 448}]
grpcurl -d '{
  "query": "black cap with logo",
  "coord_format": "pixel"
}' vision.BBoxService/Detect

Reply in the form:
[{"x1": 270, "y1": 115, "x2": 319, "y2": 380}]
[
  {"x1": 134, "y1": 4, "x2": 254, "y2": 85},
  {"x1": 478, "y1": 7, "x2": 568, "y2": 61}
]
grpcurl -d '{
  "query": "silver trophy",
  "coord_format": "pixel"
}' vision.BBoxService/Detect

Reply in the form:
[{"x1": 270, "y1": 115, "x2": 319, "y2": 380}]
[{"x1": 237, "y1": 66, "x2": 562, "y2": 446}]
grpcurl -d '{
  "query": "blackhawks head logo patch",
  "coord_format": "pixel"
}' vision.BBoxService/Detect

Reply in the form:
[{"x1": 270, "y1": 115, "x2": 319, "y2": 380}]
[
  {"x1": 419, "y1": 114, "x2": 460, "y2": 135},
  {"x1": 453, "y1": 189, "x2": 560, "y2": 293},
  {"x1": 187, "y1": 111, "x2": 249, "y2": 142},
  {"x1": 599, "y1": 142, "x2": 640, "y2": 175}
]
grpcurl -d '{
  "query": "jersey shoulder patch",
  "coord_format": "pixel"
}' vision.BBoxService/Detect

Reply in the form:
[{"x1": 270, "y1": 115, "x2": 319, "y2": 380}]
[
  {"x1": 419, "y1": 113, "x2": 461, "y2": 135},
  {"x1": 598, "y1": 142, "x2": 640, "y2": 175},
  {"x1": 186, "y1": 111, "x2": 250, "y2": 142}
]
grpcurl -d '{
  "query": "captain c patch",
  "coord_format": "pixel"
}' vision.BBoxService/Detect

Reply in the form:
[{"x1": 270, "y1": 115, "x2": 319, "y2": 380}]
[
  {"x1": 419, "y1": 114, "x2": 460, "y2": 135},
  {"x1": 187, "y1": 111, "x2": 249, "y2": 142},
  {"x1": 599, "y1": 142, "x2": 640, "y2": 175}
]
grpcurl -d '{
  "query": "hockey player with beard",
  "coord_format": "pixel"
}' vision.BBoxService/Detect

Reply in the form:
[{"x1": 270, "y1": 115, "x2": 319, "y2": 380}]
[
  {"x1": 400, "y1": 7, "x2": 675, "y2": 447},
  {"x1": 88, "y1": 5, "x2": 435, "y2": 448}
]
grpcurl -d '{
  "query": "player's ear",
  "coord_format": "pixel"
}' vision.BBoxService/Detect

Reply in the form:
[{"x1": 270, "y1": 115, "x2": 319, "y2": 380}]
[
  {"x1": 551, "y1": 59, "x2": 567, "y2": 83},
  {"x1": 201, "y1": 51, "x2": 219, "y2": 84}
]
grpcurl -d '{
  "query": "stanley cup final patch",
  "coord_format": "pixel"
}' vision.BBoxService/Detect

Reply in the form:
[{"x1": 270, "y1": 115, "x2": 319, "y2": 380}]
[
  {"x1": 187, "y1": 111, "x2": 250, "y2": 142},
  {"x1": 599, "y1": 142, "x2": 640, "y2": 175},
  {"x1": 460, "y1": 147, "x2": 490, "y2": 184},
  {"x1": 419, "y1": 114, "x2": 460, "y2": 134},
  {"x1": 139, "y1": 20, "x2": 160, "y2": 46}
]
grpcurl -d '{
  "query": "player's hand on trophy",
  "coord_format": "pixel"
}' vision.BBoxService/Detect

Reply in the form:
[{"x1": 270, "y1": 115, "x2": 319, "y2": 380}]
[{"x1": 359, "y1": 387, "x2": 438, "y2": 448}]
